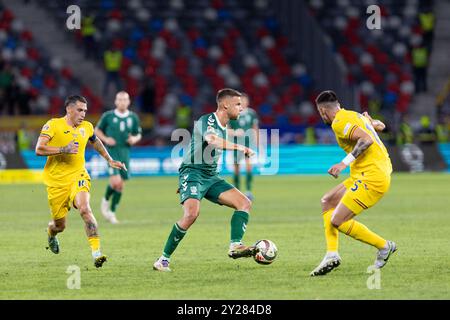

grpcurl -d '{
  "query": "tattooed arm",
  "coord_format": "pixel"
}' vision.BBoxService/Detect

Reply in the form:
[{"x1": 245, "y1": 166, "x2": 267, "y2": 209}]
[
  {"x1": 328, "y1": 127, "x2": 373, "y2": 178},
  {"x1": 90, "y1": 136, "x2": 127, "y2": 171}
]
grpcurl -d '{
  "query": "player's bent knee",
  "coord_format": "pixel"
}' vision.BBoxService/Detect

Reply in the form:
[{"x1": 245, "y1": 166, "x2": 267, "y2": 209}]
[
  {"x1": 238, "y1": 197, "x2": 252, "y2": 212},
  {"x1": 330, "y1": 216, "x2": 342, "y2": 228}
]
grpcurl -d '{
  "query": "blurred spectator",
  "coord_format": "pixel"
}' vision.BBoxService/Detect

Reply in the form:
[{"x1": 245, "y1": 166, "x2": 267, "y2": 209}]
[
  {"x1": 412, "y1": 41, "x2": 429, "y2": 93},
  {"x1": 16, "y1": 121, "x2": 33, "y2": 151},
  {"x1": 417, "y1": 115, "x2": 436, "y2": 145},
  {"x1": 419, "y1": 7, "x2": 435, "y2": 51},
  {"x1": 103, "y1": 47, "x2": 123, "y2": 97},
  {"x1": 81, "y1": 12, "x2": 97, "y2": 60},
  {"x1": 175, "y1": 104, "x2": 192, "y2": 130},
  {"x1": 397, "y1": 118, "x2": 414, "y2": 145},
  {"x1": 304, "y1": 126, "x2": 316, "y2": 145}
]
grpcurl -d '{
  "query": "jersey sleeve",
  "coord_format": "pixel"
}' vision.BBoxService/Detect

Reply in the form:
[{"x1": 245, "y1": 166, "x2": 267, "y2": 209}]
[
  {"x1": 87, "y1": 122, "x2": 96, "y2": 141},
  {"x1": 132, "y1": 113, "x2": 142, "y2": 135},
  {"x1": 40, "y1": 120, "x2": 56, "y2": 140},
  {"x1": 196, "y1": 115, "x2": 219, "y2": 139},
  {"x1": 96, "y1": 113, "x2": 108, "y2": 131},
  {"x1": 332, "y1": 115, "x2": 359, "y2": 140}
]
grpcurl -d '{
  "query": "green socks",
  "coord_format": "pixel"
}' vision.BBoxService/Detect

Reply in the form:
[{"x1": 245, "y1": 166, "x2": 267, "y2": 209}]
[
  {"x1": 230, "y1": 211, "x2": 249, "y2": 243},
  {"x1": 246, "y1": 171, "x2": 253, "y2": 191},
  {"x1": 163, "y1": 223, "x2": 187, "y2": 258},
  {"x1": 233, "y1": 173, "x2": 240, "y2": 190},
  {"x1": 110, "y1": 190, "x2": 122, "y2": 213},
  {"x1": 105, "y1": 185, "x2": 115, "y2": 201}
]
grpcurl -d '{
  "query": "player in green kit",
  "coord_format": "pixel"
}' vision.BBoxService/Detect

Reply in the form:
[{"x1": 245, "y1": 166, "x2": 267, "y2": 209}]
[
  {"x1": 95, "y1": 91, "x2": 142, "y2": 224},
  {"x1": 153, "y1": 88, "x2": 257, "y2": 272},
  {"x1": 228, "y1": 93, "x2": 259, "y2": 200}
]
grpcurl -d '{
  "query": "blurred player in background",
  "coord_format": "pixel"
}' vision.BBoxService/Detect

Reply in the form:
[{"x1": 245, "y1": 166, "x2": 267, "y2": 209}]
[
  {"x1": 153, "y1": 88, "x2": 256, "y2": 272},
  {"x1": 310, "y1": 90, "x2": 396, "y2": 276},
  {"x1": 95, "y1": 91, "x2": 142, "y2": 224},
  {"x1": 228, "y1": 93, "x2": 259, "y2": 200},
  {"x1": 35, "y1": 95, "x2": 126, "y2": 268}
]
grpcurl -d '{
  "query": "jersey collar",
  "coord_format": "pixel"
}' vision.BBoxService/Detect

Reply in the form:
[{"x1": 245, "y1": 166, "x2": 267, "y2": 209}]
[
  {"x1": 114, "y1": 109, "x2": 130, "y2": 118},
  {"x1": 213, "y1": 112, "x2": 227, "y2": 130}
]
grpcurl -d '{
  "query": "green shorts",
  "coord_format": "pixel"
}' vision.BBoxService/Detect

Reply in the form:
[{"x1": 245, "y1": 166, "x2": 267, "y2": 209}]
[
  {"x1": 107, "y1": 148, "x2": 130, "y2": 180},
  {"x1": 178, "y1": 168, "x2": 234, "y2": 204}
]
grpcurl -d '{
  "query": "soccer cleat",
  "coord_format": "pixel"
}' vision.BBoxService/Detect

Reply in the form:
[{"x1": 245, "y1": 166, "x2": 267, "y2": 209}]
[
  {"x1": 100, "y1": 198, "x2": 110, "y2": 221},
  {"x1": 92, "y1": 251, "x2": 107, "y2": 268},
  {"x1": 310, "y1": 253, "x2": 341, "y2": 276},
  {"x1": 374, "y1": 240, "x2": 397, "y2": 269},
  {"x1": 228, "y1": 243, "x2": 258, "y2": 259},
  {"x1": 47, "y1": 235, "x2": 60, "y2": 254},
  {"x1": 153, "y1": 257, "x2": 171, "y2": 272},
  {"x1": 109, "y1": 212, "x2": 120, "y2": 224}
]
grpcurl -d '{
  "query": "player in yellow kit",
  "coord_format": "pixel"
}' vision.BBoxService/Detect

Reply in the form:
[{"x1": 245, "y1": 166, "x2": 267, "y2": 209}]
[
  {"x1": 35, "y1": 95, "x2": 126, "y2": 268},
  {"x1": 310, "y1": 90, "x2": 397, "y2": 276}
]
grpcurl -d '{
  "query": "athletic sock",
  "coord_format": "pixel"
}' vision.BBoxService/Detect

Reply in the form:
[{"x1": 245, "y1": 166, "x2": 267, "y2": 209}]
[
  {"x1": 88, "y1": 236, "x2": 100, "y2": 252},
  {"x1": 322, "y1": 208, "x2": 339, "y2": 252},
  {"x1": 230, "y1": 211, "x2": 249, "y2": 243},
  {"x1": 233, "y1": 173, "x2": 240, "y2": 190},
  {"x1": 105, "y1": 185, "x2": 115, "y2": 201},
  {"x1": 246, "y1": 171, "x2": 253, "y2": 191},
  {"x1": 162, "y1": 223, "x2": 187, "y2": 258},
  {"x1": 338, "y1": 220, "x2": 387, "y2": 249},
  {"x1": 111, "y1": 190, "x2": 122, "y2": 213}
]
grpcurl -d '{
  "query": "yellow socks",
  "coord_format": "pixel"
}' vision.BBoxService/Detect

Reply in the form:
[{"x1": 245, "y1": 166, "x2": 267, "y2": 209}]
[
  {"x1": 88, "y1": 236, "x2": 101, "y2": 252},
  {"x1": 337, "y1": 219, "x2": 387, "y2": 250},
  {"x1": 322, "y1": 208, "x2": 387, "y2": 250},
  {"x1": 323, "y1": 209, "x2": 339, "y2": 252}
]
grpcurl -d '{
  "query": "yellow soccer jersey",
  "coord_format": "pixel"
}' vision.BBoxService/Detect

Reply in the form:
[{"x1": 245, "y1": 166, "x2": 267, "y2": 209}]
[
  {"x1": 332, "y1": 109, "x2": 392, "y2": 183},
  {"x1": 40, "y1": 117, "x2": 94, "y2": 187}
]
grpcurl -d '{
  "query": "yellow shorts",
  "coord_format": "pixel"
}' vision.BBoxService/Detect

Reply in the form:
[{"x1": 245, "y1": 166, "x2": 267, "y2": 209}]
[
  {"x1": 47, "y1": 178, "x2": 91, "y2": 220},
  {"x1": 341, "y1": 176, "x2": 390, "y2": 215}
]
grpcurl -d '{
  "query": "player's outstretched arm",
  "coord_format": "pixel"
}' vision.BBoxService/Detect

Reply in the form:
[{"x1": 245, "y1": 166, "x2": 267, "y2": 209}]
[
  {"x1": 90, "y1": 136, "x2": 127, "y2": 171},
  {"x1": 362, "y1": 112, "x2": 385, "y2": 132},
  {"x1": 35, "y1": 136, "x2": 78, "y2": 156},
  {"x1": 328, "y1": 127, "x2": 373, "y2": 178},
  {"x1": 94, "y1": 127, "x2": 116, "y2": 146},
  {"x1": 205, "y1": 134, "x2": 255, "y2": 157}
]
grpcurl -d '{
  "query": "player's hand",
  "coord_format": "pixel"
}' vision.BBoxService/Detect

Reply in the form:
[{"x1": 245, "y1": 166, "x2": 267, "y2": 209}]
[
  {"x1": 108, "y1": 159, "x2": 127, "y2": 171},
  {"x1": 243, "y1": 147, "x2": 256, "y2": 158},
  {"x1": 362, "y1": 112, "x2": 373, "y2": 121},
  {"x1": 60, "y1": 140, "x2": 78, "y2": 154},
  {"x1": 328, "y1": 162, "x2": 347, "y2": 179},
  {"x1": 127, "y1": 134, "x2": 138, "y2": 145},
  {"x1": 105, "y1": 137, "x2": 116, "y2": 146}
]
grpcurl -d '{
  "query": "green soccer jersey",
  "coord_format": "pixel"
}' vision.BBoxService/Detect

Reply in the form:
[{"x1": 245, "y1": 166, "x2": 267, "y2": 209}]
[
  {"x1": 228, "y1": 107, "x2": 259, "y2": 148},
  {"x1": 228, "y1": 107, "x2": 259, "y2": 131},
  {"x1": 96, "y1": 109, "x2": 142, "y2": 161},
  {"x1": 180, "y1": 112, "x2": 227, "y2": 175}
]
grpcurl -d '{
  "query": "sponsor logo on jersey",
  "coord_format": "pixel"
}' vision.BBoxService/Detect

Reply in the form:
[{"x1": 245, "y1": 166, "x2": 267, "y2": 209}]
[{"x1": 64, "y1": 130, "x2": 70, "y2": 134}]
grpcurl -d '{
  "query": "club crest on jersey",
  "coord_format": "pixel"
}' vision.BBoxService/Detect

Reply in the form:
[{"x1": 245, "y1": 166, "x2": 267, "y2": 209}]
[
  {"x1": 190, "y1": 186, "x2": 198, "y2": 195},
  {"x1": 42, "y1": 124, "x2": 50, "y2": 131}
]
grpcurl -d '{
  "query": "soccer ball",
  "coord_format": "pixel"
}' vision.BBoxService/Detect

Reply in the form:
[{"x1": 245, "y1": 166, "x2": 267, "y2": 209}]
[{"x1": 253, "y1": 239, "x2": 278, "y2": 265}]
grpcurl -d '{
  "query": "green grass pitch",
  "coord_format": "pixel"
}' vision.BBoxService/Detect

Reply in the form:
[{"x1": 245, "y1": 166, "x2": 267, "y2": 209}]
[{"x1": 1, "y1": 173, "x2": 449, "y2": 299}]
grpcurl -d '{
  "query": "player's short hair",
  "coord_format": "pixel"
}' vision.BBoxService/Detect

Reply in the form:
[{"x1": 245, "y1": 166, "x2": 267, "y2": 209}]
[
  {"x1": 64, "y1": 95, "x2": 87, "y2": 108},
  {"x1": 216, "y1": 88, "x2": 242, "y2": 105},
  {"x1": 315, "y1": 90, "x2": 338, "y2": 106}
]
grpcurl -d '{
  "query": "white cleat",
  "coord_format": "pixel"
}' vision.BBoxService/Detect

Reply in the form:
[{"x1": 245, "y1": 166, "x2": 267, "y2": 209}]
[
  {"x1": 310, "y1": 253, "x2": 341, "y2": 276},
  {"x1": 101, "y1": 198, "x2": 110, "y2": 220},
  {"x1": 374, "y1": 241, "x2": 397, "y2": 269},
  {"x1": 153, "y1": 257, "x2": 171, "y2": 272},
  {"x1": 107, "y1": 211, "x2": 120, "y2": 224}
]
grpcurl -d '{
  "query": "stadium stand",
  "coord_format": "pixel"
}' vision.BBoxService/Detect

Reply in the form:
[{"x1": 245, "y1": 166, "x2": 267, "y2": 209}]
[{"x1": 0, "y1": 4, "x2": 102, "y2": 116}]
